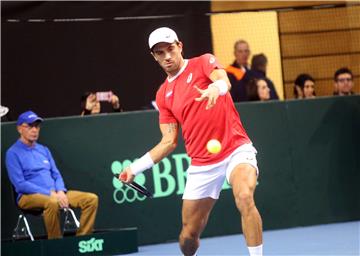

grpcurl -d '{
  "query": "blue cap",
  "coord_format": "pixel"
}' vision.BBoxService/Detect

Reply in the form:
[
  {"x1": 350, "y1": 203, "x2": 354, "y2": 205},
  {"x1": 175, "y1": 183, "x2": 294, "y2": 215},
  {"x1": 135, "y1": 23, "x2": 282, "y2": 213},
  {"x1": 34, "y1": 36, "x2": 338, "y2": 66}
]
[{"x1": 16, "y1": 111, "x2": 43, "y2": 126}]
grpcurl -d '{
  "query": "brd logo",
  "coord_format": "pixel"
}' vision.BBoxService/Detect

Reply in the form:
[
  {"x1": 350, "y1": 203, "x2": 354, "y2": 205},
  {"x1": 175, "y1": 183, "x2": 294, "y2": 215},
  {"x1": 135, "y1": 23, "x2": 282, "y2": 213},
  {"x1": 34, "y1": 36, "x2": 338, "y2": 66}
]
[
  {"x1": 78, "y1": 237, "x2": 104, "y2": 253},
  {"x1": 111, "y1": 153, "x2": 231, "y2": 204}
]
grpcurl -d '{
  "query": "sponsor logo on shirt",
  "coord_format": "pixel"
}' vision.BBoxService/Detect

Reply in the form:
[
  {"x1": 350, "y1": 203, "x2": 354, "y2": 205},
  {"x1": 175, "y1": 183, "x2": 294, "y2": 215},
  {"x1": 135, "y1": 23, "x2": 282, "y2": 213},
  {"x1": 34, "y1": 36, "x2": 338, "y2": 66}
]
[
  {"x1": 187, "y1": 73, "x2": 193, "y2": 83},
  {"x1": 43, "y1": 160, "x2": 50, "y2": 164},
  {"x1": 209, "y1": 56, "x2": 215, "y2": 64},
  {"x1": 165, "y1": 91, "x2": 173, "y2": 98}
]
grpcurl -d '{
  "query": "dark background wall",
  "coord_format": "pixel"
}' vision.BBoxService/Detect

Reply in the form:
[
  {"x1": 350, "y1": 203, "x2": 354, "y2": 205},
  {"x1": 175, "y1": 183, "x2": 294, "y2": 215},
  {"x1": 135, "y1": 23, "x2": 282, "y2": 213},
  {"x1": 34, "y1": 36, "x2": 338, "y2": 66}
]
[{"x1": 1, "y1": 1, "x2": 212, "y2": 118}]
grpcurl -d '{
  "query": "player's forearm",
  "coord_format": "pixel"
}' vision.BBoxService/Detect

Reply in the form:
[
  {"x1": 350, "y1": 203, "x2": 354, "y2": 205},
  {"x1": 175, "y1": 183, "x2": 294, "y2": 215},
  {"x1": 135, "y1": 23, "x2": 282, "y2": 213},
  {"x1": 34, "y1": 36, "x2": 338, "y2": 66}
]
[
  {"x1": 149, "y1": 138, "x2": 177, "y2": 163},
  {"x1": 129, "y1": 123, "x2": 178, "y2": 176},
  {"x1": 210, "y1": 69, "x2": 231, "y2": 91},
  {"x1": 129, "y1": 138, "x2": 177, "y2": 176}
]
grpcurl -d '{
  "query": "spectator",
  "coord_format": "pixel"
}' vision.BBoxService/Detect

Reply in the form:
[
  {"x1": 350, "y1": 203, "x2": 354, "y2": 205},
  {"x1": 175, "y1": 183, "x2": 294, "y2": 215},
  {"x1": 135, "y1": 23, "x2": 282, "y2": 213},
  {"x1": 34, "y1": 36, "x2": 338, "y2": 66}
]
[
  {"x1": 251, "y1": 53, "x2": 279, "y2": 100},
  {"x1": 226, "y1": 40, "x2": 256, "y2": 102},
  {"x1": 5, "y1": 110, "x2": 99, "y2": 239},
  {"x1": 246, "y1": 78, "x2": 271, "y2": 101},
  {"x1": 294, "y1": 74, "x2": 316, "y2": 99},
  {"x1": 333, "y1": 67, "x2": 355, "y2": 96},
  {"x1": 81, "y1": 91, "x2": 122, "y2": 115}
]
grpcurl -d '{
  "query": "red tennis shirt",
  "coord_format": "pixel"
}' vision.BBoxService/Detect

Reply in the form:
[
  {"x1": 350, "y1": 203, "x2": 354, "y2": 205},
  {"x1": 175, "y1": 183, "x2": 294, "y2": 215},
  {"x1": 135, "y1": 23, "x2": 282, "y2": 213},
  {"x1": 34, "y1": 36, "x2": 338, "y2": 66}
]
[{"x1": 156, "y1": 54, "x2": 251, "y2": 166}]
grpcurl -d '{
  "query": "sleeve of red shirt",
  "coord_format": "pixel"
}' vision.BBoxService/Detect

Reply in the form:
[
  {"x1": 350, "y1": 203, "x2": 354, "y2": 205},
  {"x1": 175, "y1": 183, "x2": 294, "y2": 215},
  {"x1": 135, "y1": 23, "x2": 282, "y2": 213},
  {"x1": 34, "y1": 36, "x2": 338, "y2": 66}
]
[
  {"x1": 200, "y1": 54, "x2": 224, "y2": 78},
  {"x1": 156, "y1": 85, "x2": 178, "y2": 124}
]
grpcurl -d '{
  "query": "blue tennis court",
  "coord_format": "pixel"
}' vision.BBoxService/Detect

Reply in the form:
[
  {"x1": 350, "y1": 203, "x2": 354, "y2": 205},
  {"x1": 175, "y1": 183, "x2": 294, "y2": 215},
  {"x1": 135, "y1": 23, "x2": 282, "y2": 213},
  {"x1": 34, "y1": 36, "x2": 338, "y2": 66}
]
[{"x1": 123, "y1": 221, "x2": 359, "y2": 255}]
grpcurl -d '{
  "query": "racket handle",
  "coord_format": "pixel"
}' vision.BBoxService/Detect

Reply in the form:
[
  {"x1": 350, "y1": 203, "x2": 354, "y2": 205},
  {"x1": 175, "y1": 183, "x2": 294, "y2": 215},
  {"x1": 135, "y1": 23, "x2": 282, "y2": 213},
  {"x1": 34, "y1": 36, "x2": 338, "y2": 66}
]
[{"x1": 113, "y1": 173, "x2": 153, "y2": 198}]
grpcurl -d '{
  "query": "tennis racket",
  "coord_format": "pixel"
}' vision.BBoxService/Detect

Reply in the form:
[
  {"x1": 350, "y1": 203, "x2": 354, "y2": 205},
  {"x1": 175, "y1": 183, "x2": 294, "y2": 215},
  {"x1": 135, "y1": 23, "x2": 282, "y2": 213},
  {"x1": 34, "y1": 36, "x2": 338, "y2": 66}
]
[{"x1": 114, "y1": 173, "x2": 153, "y2": 198}]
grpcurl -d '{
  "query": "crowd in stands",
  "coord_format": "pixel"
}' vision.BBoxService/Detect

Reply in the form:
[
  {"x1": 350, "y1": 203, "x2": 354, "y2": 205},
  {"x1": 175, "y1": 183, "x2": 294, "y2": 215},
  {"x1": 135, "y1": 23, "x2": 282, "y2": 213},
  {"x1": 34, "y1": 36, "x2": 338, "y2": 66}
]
[
  {"x1": 225, "y1": 39, "x2": 355, "y2": 103},
  {"x1": 1, "y1": 39, "x2": 356, "y2": 122}
]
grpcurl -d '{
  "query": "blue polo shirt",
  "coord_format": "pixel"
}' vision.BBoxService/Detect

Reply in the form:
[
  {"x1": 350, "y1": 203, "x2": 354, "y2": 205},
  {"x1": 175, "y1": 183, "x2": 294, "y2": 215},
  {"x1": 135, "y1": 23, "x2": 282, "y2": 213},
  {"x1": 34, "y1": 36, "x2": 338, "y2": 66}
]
[{"x1": 5, "y1": 139, "x2": 67, "y2": 203}]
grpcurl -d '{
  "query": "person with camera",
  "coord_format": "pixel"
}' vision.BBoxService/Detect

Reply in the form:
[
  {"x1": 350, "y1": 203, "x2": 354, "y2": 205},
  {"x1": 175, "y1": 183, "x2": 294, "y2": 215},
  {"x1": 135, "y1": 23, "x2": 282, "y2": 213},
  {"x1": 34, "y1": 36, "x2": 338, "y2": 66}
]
[{"x1": 80, "y1": 91, "x2": 123, "y2": 115}]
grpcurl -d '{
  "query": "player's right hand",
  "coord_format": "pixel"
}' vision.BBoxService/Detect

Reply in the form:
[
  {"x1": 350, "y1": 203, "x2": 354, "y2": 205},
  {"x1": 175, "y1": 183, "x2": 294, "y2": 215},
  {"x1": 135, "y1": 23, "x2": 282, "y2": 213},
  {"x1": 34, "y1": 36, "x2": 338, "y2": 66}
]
[
  {"x1": 194, "y1": 84, "x2": 219, "y2": 110},
  {"x1": 119, "y1": 166, "x2": 135, "y2": 184}
]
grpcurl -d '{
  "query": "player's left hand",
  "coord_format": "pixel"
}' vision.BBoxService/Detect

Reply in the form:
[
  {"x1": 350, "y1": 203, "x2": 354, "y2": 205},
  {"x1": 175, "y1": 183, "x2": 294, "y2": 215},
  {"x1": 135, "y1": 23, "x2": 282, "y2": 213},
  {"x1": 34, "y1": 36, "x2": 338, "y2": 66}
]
[{"x1": 194, "y1": 84, "x2": 220, "y2": 110}]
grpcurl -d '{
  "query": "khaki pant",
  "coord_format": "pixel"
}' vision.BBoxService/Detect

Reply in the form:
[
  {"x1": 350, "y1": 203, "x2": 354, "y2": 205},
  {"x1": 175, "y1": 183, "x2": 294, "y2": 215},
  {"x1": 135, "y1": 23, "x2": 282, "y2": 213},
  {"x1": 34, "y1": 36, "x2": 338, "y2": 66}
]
[{"x1": 18, "y1": 190, "x2": 98, "y2": 239}]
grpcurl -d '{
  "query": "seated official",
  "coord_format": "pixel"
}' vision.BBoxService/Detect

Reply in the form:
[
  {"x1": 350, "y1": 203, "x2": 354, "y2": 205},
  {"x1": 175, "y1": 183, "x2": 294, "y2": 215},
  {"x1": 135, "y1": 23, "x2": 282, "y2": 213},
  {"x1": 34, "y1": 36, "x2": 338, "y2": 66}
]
[{"x1": 5, "y1": 110, "x2": 99, "y2": 239}]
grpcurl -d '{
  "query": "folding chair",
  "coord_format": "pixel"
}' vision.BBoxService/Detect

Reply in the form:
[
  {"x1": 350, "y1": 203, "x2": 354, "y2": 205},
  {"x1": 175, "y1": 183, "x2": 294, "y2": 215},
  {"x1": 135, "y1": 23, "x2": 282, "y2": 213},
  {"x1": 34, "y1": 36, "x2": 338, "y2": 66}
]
[{"x1": 11, "y1": 187, "x2": 80, "y2": 241}]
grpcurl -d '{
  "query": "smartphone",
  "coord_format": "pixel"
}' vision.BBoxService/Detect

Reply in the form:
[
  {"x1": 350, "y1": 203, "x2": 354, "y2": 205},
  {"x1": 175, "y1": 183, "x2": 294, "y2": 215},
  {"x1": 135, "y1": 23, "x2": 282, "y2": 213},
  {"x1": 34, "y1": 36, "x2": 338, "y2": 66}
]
[{"x1": 96, "y1": 91, "x2": 113, "y2": 102}]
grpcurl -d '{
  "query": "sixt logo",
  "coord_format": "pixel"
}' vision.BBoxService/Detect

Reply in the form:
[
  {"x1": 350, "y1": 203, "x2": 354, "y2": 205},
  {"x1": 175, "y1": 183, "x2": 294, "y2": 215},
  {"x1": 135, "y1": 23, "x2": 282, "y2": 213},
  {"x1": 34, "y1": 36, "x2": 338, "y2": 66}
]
[
  {"x1": 78, "y1": 237, "x2": 104, "y2": 253},
  {"x1": 111, "y1": 153, "x2": 231, "y2": 204}
]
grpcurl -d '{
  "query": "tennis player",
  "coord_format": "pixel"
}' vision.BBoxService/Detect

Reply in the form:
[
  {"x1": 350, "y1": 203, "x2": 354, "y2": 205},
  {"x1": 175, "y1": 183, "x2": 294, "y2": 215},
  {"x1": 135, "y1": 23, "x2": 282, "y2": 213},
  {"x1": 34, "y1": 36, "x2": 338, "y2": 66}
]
[{"x1": 120, "y1": 27, "x2": 263, "y2": 256}]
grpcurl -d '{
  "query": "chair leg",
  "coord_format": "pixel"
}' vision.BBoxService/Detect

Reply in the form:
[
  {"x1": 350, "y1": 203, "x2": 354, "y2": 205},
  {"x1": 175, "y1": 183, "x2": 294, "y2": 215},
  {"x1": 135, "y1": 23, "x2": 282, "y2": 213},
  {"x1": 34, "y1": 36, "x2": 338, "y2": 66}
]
[
  {"x1": 12, "y1": 214, "x2": 35, "y2": 241},
  {"x1": 62, "y1": 208, "x2": 80, "y2": 235},
  {"x1": 66, "y1": 208, "x2": 80, "y2": 228},
  {"x1": 22, "y1": 215, "x2": 35, "y2": 241},
  {"x1": 12, "y1": 214, "x2": 24, "y2": 241}
]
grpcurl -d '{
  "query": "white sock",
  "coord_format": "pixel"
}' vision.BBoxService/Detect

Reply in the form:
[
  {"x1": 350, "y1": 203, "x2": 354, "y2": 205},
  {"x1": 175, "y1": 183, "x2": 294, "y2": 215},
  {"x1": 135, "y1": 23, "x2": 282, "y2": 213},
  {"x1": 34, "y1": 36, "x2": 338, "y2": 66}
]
[{"x1": 248, "y1": 244, "x2": 263, "y2": 256}]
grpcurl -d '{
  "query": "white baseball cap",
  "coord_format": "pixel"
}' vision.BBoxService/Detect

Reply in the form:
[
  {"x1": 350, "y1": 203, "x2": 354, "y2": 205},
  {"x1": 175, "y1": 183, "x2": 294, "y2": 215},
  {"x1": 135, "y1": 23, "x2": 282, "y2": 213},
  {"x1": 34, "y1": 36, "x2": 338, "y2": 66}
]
[{"x1": 148, "y1": 27, "x2": 179, "y2": 50}]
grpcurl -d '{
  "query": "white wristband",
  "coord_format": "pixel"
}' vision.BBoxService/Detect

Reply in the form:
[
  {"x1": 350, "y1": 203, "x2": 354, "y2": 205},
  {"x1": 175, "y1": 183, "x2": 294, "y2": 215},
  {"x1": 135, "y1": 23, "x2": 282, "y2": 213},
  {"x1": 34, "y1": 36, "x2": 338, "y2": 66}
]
[
  {"x1": 209, "y1": 80, "x2": 228, "y2": 96},
  {"x1": 129, "y1": 152, "x2": 154, "y2": 175}
]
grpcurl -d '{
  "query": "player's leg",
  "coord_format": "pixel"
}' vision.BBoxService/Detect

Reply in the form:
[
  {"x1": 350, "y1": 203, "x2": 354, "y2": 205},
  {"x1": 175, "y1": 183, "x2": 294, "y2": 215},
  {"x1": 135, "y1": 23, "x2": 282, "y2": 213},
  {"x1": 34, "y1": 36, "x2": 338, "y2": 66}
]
[
  {"x1": 66, "y1": 190, "x2": 98, "y2": 235},
  {"x1": 18, "y1": 193, "x2": 62, "y2": 239},
  {"x1": 179, "y1": 198, "x2": 216, "y2": 256},
  {"x1": 180, "y1": 162, "x2": 227, "y2": 256},
  {"x1": 229, "y1": 163, "x2": 263, "y2": 255}
]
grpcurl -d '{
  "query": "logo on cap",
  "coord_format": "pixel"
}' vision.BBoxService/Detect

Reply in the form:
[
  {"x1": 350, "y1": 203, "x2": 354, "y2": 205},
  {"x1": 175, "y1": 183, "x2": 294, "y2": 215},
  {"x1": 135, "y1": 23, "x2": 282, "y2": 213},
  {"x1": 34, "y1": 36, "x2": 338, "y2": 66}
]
[{"x1": 16, "y1": 110, "x2": 43, "y2": 125}]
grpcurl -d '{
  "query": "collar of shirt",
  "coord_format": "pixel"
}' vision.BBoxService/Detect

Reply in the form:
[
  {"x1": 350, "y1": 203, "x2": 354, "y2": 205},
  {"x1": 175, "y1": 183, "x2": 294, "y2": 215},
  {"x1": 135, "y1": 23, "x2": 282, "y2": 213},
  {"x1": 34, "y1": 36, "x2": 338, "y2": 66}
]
[
  {"x1": 167, "y1": 59, "x2": 189, "y2": 83},
  {"x1": 16, "y1": 139, "x2": 37, "y2": 150}
]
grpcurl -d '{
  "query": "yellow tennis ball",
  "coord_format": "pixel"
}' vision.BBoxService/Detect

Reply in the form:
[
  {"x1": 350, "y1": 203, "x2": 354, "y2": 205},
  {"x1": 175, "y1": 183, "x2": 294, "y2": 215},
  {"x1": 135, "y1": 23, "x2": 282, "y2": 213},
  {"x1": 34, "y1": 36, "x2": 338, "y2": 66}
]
[{"x1": 207, "y1": 139, "x2": 221, "y2": 154}]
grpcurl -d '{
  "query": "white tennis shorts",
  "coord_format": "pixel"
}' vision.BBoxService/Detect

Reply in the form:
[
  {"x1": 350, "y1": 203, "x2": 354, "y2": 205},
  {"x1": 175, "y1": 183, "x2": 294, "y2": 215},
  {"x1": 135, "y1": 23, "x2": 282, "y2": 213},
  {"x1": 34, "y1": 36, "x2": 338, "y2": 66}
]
[{"x1": 182, "y1": 143, "x2": 258, "y2": 200}]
